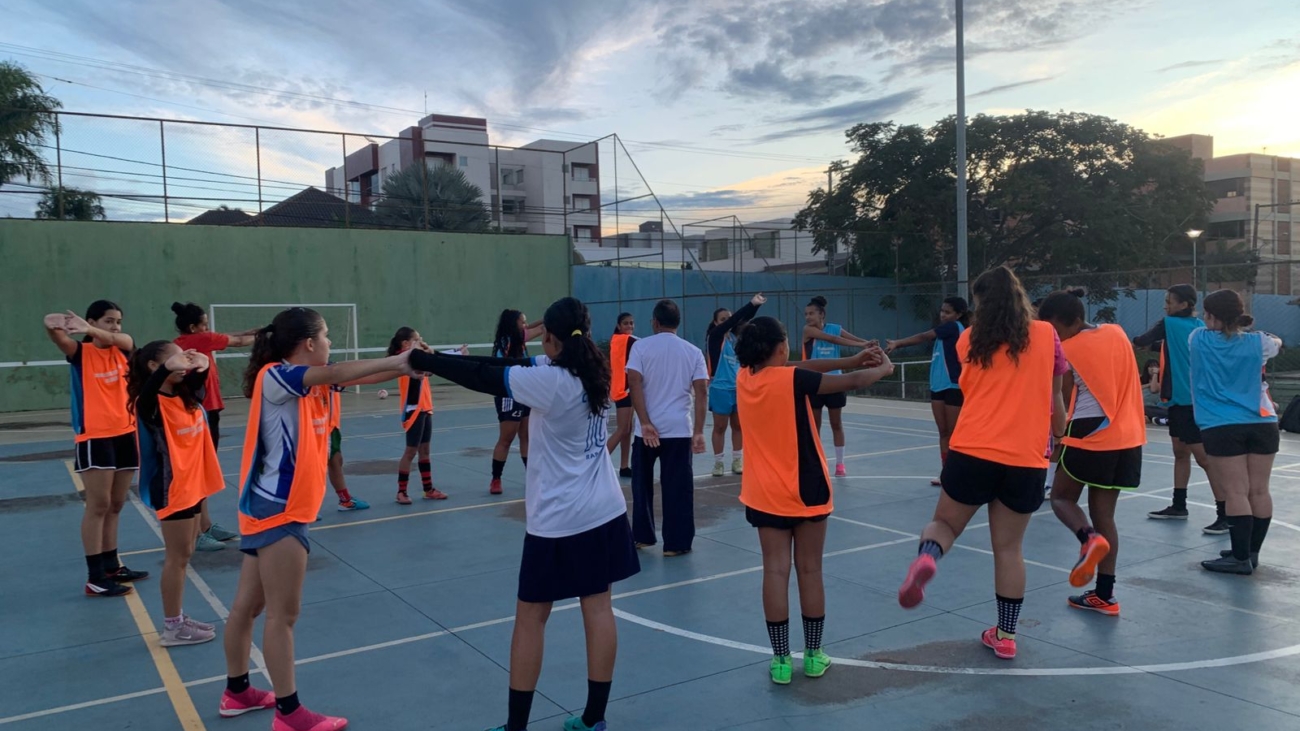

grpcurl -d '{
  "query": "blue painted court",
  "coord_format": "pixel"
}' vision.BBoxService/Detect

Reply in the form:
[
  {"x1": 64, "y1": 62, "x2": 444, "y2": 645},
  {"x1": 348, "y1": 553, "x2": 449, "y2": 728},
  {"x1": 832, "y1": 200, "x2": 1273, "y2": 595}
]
[{"x1": 4, "y1": 392, "x2": 1300, "y2": 730}]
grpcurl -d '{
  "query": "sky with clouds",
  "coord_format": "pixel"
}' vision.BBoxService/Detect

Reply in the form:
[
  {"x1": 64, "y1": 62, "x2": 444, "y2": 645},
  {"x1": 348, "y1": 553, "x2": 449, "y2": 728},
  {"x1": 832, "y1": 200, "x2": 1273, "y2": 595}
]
[{"x1": 3, "y1": 0, "x2": 1298, "y2": 227}]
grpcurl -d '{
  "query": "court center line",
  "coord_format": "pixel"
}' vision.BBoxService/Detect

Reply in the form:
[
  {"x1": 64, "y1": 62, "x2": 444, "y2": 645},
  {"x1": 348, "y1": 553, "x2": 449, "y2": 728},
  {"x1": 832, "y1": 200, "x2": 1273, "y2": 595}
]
[{"x1": 63, "y1": 463, "x2": 207, "y2": 730}]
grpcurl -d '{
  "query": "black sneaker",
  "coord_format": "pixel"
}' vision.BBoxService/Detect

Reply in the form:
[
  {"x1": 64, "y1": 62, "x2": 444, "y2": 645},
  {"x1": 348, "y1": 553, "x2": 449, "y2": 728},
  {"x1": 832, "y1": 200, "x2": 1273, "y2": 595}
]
[
  {"x1": 1147, "y1": 506, "x2": 1189, "y2": 520},
  {"x1": 1201, "y1": 556, "x2": 1253, "y2": 575},
  {"x1": 84, "y1": 579, "x2": 133, "y2": 597},
  {"x1": 1219, "y1": 550, "x2": 1260, "y2": 569},
  {"x1": 1202, "y1": 517, "x2": 1231, "y2": 535},
  {"x1": 106, "y1": 565, "x2": 150, "y2": 582},
  {"x1": 619, "y1": 468, "x2": 633, "y2": 479}
]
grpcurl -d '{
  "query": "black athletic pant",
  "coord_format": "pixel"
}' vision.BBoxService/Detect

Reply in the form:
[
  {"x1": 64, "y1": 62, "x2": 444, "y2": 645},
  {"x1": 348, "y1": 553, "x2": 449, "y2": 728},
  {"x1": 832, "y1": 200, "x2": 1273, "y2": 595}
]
[{"x1": 631, "y1": 437, "x2": 695, "y2": 552}]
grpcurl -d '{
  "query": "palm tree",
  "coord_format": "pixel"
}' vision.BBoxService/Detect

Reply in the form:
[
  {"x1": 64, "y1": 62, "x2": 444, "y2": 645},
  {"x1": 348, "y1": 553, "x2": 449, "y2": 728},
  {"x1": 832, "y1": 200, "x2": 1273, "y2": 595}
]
[
  {"x1": 375, "y1": 163, "x2": 491, "y2": 232},
  {"x1": 36, "y1": 186, "x2": 106, "y2": 221},
  {"x1": 0, "y1": 61, "x2": 61, "y2": 188}
]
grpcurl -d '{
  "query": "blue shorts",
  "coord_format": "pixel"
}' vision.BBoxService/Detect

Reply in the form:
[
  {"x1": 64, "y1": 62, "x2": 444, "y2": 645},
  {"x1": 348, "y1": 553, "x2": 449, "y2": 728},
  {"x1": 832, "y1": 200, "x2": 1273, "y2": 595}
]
[
  {"x1": 708, "y1": 387, "x2": 737, "y2": 416},
  {"x1": 239, "y1": 523, "x2": 311, "y2": 556}
]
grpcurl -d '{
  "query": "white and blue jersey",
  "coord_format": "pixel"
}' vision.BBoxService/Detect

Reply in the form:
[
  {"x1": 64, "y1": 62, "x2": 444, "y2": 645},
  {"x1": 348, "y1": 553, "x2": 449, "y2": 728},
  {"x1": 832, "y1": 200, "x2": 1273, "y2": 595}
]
[
  {"x1": 806, "y1": 323, "x2": 843, "y2": 375},
  {"x1": 929, "y1": 321, "x2": 964, "y2": 393},
  {"x1": 1189, "y1": 329, "x2": 1280, "y2": 430},
  {"x1": 241, "y1": 363, "x2": 313, "y2": 520}
]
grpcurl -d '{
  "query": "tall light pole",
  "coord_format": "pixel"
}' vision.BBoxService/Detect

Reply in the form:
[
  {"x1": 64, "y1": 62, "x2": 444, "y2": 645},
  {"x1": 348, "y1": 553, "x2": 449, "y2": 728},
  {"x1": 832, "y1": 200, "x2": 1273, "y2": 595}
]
[
  {"x1": 955, "y1": 0, "x2": 969, "y2": 299},
  {"x1": 1186, "y1": 228, "x2": 1203, "y2": 296}
]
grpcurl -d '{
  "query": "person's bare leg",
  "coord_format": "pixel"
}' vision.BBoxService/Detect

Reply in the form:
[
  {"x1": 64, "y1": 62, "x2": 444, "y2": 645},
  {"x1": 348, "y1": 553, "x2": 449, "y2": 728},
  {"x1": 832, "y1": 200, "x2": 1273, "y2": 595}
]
[
  {"x1": 199, "y1": 499, "x2": 214, "y2": 533},
  {"x1": 730, "y1": 412, "x2": 743, "y2": 453},
  {"x1": 224, "y1": 553, "x2": 266, "y2": 679},
  {"x1": 159, "y1": 517, "x2": 198, "y2": 618},
  {"x1": 493, "y1": 422, "x2": 519, "y2": 462},
  {"x1": 757, "y1": 527, "x2": 793, "y2": 623},
  {"x1": 79, "y1": 470, "x2": 112, "y2": 567},
  {"x1": 328, "y1": 451, "x2": 349, "y2": 497},
  {"x1": 1049, "y1": 468, "x2": 1088, "y2": 535},
  {"x1": 1190, "y1": 443, "x2": 1222, "y2": 501},
  {"x1": 918, "y1": 492, "x2": 982, "y2": 553},
  {"x1": 1087, "y1": 487, "x2": 1121, "y2": 576},
  {"x1": 256, "y1": 538, "x2": 308, "y2": 698},
  {"x1": 1246, "y1": 452, "x2": 1276, "y2": 518},
  {"x1": 792, "y1": 520, "x2": 828, "y2": 619},
  {"x1": 988, "y1": 500, "x2": 1032, "y2": 598},
  {"x1": 711, "y1": 412, "x2": 728, "y2": 458},
  {"x1": 580, "y1": 591, "x2": 616, "y2": 681},
  {"x1": 509, "y1": 599, "x2": 553, "y2": 691},
  {"x1": 829, "y1": 408, "x2": 845, "y2": 449},
  {"x1": 103, "y1": 469, "x2": 134, "y2": 555}
]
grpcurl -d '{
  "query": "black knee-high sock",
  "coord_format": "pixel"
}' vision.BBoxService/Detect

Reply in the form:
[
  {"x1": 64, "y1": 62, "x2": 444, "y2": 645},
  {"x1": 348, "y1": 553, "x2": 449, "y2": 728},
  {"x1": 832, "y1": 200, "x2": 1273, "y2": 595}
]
[
  {"x1": 506, "y1": 688, "x2": 534, "y2": 731},
  {"x1": 86, "y1": 554, "x2": 103, "y2": 582},
  {"x1": 397, "y1": 471, "x2": 410, "y2": 493},
  {"x1": 766, "y1": 619, "x2": 790, "y2": 657},
  {"x1": 581, "y1": 680, "x2": 612, "y2": 728},
  {"x1": 802, "y1": 615, "x2": 825, "y2": 651},
  {"x1": 1172, "y1": 488, "x2": 1188, "y2": 510},
  {"x1": 492, "y1": 459, "x2": 506, "y2": 479},
  {"x1": 419, "y1": 460, "x2": 432, "y2": 490},
  {"x1": 1227, "y1": 515, "x2": 1255, "y2": 561},
  {"x1": 521, "y1": 456, "x2": 528, "y2": 468},
  {"x1": 1216, "y1": 501, "x2": 1226, "y2": 519},
  {"x1": 919, "y1": 539, "x2": 943, "y2": 560},
  {"x1": 1250, "y1": 516, "x2": 1272, "y2": 555},
  {"x1": 1075, "y1": 526, "x2": 1096, "y2": 544},
  {"x1": 226, "y1": 673, "x2": 251, "y2": 695},
  {"x1": 1094, "y1": 573, "x2": 1116, "y2": 602},
  {"x1": 100, "y1": 548, "x2": 121, "y2": 572},
  {"x1": 995, "y1": 594, "x2": 1023, "y2": 637}
]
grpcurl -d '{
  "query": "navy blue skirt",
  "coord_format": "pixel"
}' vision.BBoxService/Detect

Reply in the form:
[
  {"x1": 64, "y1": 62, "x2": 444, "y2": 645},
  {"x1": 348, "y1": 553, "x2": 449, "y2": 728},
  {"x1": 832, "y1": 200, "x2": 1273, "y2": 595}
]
[{"x1": 518, "y1": 515, "x2": 640, "y2": 603}]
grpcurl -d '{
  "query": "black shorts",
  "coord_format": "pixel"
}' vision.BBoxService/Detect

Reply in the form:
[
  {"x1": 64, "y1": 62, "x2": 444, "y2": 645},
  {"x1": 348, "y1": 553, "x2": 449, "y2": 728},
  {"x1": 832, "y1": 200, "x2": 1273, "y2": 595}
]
[
  {"x1": 929, "y1": 389, "x2": 965, "y2": 407},
  {"x1": 207, "y1": 408, "x2": 222, "y2": 449},
  {"x1": 1202, "y1": 423, "x2": 1280, "y2": 457},
  {"x1": 808, "y1": 391, "x2": 847, "y2": 410},
  {"x1": 941, "y1": 450, "x2": 1047, "y2": 515},
  {"x1": 495, "y1": 396, "x2": 531, "y2": 423},
  {"x1": 1059, "y1": 444, "x2": 1142, "y2": 490},
  {"x1": 518, "y1": 515, "x2": 641, "y2": 603},
  {"x1": 1167, "y1": 405, "x2": 1202, "y2": 445},
  {"x1": 74, "y1": 432, "x2": 139, "y2": 473},
  {"x1": 614, "y1": 395, "x2": 632, "y2": 409},
  {"x1": 160, "y1": 498, "x2": 205, "y2": 522},
  {"x1": 745, "y1": 506, "x2": 830, "y2": 530},
  {"x1": 404, "y1": 412, "x2": 432, "y2": 447}
]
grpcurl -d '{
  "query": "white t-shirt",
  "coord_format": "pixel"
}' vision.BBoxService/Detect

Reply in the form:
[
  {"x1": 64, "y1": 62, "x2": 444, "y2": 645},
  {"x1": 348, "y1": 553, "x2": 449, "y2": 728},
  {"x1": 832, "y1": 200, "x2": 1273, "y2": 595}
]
[
  {"x1": 505, "y1": 361, "x2": 627, "y2": 538},
  {"x1": 625, "y1": 332, "x2": 709, "y2": 439}
]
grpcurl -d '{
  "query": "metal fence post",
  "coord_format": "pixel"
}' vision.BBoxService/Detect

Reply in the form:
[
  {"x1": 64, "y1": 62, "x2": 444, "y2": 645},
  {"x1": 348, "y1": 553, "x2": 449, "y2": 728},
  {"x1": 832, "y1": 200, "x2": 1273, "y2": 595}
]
[
  {"x1": 255, "y1": 127, "x2": 264, "y2": 213},
  {"x1": 342, "y1": 134, "x2": 350, "y2": 228},
  {"x1": 54, "y1": 115, "x2": 64, "y2": 219},
  {"x1": 159, "y1": 120, "x2": 169, "y2": 223}
]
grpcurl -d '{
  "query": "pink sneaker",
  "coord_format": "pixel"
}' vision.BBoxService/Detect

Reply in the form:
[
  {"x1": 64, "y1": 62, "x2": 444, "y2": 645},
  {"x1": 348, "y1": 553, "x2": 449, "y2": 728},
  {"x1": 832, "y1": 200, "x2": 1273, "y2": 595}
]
[
  {"x1": 981, "y1": 627, "x2": 1016, "y2": 659},
  {"x1": 898, "y1": 554, "x2": 936, "y2": 609},
  {"x1": 834, "y1": 464, "x2": 847, "y2": 477},
  {"x1": 219, "y1": 686, "x2": 275, "y2": 717},
  {"x1": 272, "y1": 706, "x2": 348, "y2": 731}
]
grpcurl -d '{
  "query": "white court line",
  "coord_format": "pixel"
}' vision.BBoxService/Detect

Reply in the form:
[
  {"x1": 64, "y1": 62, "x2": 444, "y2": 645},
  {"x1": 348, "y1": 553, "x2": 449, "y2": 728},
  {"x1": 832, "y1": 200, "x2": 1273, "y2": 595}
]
[{"x1": 610, "y1": 608, "x2": 1300, "y2": 677}]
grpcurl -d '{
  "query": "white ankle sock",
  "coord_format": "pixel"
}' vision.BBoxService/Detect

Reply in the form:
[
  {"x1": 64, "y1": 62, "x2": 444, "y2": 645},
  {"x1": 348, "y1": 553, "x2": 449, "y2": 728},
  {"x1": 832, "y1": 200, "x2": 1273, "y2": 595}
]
[{"x1": 834, "y1": 446, "x2": 845, "y2": 465}]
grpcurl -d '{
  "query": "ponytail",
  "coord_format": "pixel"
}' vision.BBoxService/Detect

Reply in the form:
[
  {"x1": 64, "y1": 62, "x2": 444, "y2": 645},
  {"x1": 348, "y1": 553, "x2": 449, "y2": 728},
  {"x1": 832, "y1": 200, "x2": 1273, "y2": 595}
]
[
  {"x1": 387, "y1": 326, "x2": 416, "y2": 356},
  {"x1": 543, "y1": 297, "x2": 610, "y2": 416},
  {"x1": 242, "y1": 307, "x2": 324, "y2": 397},
  {"x1": 171, "y1": 302, "x2": 205, "y2": 334}
]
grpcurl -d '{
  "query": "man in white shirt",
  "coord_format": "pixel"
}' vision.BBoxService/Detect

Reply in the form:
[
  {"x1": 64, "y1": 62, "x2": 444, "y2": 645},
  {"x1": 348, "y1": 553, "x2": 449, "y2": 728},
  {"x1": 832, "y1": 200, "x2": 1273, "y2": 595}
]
[{"x1": 627, "y1": 299, "x2": 709, "y2": 556}]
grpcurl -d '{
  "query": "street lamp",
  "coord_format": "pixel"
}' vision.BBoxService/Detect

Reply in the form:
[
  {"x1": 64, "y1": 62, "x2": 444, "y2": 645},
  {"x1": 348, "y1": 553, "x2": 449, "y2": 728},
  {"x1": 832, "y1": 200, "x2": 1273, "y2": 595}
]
[{"x1": 1186, "y1": 228, "x2": 1203, "y2": 294}]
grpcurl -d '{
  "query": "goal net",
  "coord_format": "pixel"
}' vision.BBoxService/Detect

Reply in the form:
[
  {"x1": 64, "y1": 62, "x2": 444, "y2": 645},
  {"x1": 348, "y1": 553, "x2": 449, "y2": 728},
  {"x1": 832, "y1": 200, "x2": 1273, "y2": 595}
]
[{"x1": 208, "y1": 303, "x2": 361, "y2": 393}]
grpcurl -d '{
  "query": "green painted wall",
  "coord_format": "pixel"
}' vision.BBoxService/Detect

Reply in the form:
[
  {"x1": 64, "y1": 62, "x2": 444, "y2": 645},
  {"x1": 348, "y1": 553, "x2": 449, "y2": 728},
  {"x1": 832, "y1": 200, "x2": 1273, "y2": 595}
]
[{"x1": 0, "y1": 220, "x2": 571, "y2": 412}]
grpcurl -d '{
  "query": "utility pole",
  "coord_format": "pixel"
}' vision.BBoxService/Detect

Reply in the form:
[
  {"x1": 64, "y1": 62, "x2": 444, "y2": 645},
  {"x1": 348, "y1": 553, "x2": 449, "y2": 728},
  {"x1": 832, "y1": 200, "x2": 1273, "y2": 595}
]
[{"x1": 954, "y1": 0, "x2": 968, "y2": 299}]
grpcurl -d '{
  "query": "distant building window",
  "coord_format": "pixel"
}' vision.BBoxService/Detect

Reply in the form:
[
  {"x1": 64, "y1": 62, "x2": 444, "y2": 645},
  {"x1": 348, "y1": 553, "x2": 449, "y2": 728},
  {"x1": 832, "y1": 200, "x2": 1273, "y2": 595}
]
[
  {"x1": 502, "y1": 199, "x2": 525, "y2": 215},
  {"x1": 753, "y1": 231, "x2": 778, "y2": 258},
  {"x1": 502, "y1": 168, "x2": 524, "y2": 186},
  {"x1": 574, "y1": 196, "x2": 591, "y2": 211},
  {"x1": 572, "y1": 165, "x2": 591, "y2": 182},
  {"x1": 459, "y1": 155, "x2": 469, "y2": 167}
]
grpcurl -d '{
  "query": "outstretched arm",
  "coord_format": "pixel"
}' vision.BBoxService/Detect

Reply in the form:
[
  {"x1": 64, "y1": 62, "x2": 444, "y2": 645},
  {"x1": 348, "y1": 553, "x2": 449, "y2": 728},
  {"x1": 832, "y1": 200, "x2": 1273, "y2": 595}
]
[
  {"x1": 885, "y1": 330, "x2": 937, "y2": 353},
  {"x1": 801, "y1": 325, "x2": 864, "y2": 349},
  {"x1": 408, "y1": 349, "x2": 511, "y2": 398}
]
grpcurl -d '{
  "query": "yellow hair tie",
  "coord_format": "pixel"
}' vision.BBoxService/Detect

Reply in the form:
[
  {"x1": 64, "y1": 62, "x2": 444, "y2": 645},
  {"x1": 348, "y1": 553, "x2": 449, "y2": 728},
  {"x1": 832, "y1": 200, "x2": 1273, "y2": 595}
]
[{"x1": 571, "y1": 329, "x2": 583, "y2": 337}]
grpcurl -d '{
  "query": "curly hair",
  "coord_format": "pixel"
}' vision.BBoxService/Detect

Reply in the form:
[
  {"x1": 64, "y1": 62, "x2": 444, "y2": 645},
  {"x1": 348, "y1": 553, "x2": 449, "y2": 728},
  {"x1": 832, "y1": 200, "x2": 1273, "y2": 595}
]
[{"x1": 967, "y1": 266, "x2": 1034, "y2": 369}]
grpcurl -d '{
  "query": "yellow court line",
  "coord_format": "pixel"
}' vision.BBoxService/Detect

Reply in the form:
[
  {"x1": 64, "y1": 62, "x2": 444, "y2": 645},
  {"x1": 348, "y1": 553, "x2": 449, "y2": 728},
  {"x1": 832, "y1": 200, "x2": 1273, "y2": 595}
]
[{"x1": 64, "y1": 462, "x2": 206, "y2": 730}]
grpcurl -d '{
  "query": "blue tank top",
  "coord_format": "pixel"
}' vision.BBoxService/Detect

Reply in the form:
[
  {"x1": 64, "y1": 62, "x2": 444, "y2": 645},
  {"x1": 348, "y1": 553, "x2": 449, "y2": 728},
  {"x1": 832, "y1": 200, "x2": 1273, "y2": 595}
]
[
  {"x1": 929, "y1": 322, "x2": 964, "y2": 392},
  {"x1": 810, "y1": 323, "x2": 843, "y2": 375},
  {"x1": 712, "y1": 337, "x2": 740, "y2": 391},
  {"x1": 1163, "y1": 315, "x2": 1202, "y2": 406},
  {"x1": 1189, "y1": 329, "x2": 1277, "y2": 429}
]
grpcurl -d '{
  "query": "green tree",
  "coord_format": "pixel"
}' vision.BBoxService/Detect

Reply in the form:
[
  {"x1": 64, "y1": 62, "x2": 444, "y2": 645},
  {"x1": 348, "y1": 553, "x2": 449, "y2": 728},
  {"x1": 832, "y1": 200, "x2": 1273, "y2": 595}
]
[
  {"x1": 375, "y1": 163, "x2": 490, "y2": 232},
  {"x1": 794, "y1": 111, "x2": 1215, "y2": 292},
  {"x1": 0, "y1": 60, "x2": 61, "y2": 187},
  {"x1": 36, "y1": 186, "x2": 105, "y2": 221}
]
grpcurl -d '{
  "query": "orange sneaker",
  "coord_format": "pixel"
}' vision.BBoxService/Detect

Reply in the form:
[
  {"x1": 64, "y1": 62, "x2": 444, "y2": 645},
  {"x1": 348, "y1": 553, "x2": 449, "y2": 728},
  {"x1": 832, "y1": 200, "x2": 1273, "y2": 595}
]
[
  {"x1": 1068, "y1": 590, "x2": 1120, "y2": 616},
  {"x1": 423, "y1": 488, "x2": 448, "y2": 500},
  {"x1": 395, "y1": 491, "x2": 412, "y2": 505},
  {"x1": 980, "y1": 627, "x2": 1016, "y2": 659},
  {"x1": 1069, "y1": 533, "x2": 1111, "y2": 588}
]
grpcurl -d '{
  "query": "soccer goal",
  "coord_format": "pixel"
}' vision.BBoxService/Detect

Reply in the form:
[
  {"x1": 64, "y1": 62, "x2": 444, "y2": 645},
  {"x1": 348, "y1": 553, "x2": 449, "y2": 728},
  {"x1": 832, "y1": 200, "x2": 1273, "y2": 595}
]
[{"x1": 208, "y1": 303, "x2": 362, "y2": 392}]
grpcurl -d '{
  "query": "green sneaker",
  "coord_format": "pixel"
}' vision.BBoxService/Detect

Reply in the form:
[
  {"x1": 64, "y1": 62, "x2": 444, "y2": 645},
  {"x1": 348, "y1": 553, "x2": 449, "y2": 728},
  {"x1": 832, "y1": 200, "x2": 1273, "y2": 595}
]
[
  {"x1": 711, "y1": 461, "x2": 725, "y2": 477},
  {"x1": 770, "y1": 654, "x2": 793, "y2": 685},
  {"x1": 205, "y1": 523, "x2": 239, "y2": 542},
  {"x1": 194, "y1": 531, "x2": 225, "y2": 552},
  {"x1": 803, "y1": 648, "x2": 832, "y2": 678},
  {"x1": 563, "y1": 717, "x2": 607, "y2": 730}
]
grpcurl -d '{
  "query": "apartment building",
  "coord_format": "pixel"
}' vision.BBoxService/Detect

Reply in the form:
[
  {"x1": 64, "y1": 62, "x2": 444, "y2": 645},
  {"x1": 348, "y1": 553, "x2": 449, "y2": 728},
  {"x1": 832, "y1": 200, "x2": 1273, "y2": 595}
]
[
  {"x1": 1164, "y1": 134, "x2": 1298, "y2": 295},
  {"x1": 324, "y1": 114, "x2": 600, "y2": 238}
]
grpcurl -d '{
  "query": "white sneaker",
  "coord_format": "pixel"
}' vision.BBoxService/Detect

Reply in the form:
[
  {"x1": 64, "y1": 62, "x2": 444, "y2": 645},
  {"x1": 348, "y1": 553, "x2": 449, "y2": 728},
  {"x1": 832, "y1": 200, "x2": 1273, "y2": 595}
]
[
  {"x1": 183, "y1": 615, "x2": 216, "y2": 632},
  {"x1": 159, "y1": 622, "x2": 216, "y2": 647},
  {"x1": 731, "y1": 458, "x2": 743, "y2": 475},
  {"x1": 712, "y1": 461, "x2": 725, "y2": 477}
]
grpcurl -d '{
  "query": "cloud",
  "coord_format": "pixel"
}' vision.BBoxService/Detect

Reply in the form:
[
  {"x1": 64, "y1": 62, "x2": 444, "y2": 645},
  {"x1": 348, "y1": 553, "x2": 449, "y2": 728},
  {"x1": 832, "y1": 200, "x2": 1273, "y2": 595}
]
[
  {"x1": 1156, "y1": 59, "x2": 1224, "y2": 73},
  {"x1": 752, "y1": 89, "x2": 925, "y2": 143},
  {"x1": 619, "y1": 188, "x2": 763, "y2": 212},
  {"x1": 722, "y1": 61, "x2": 867, "y2": 104},
  {"x1": 969, "y1": 76, "x2": 1057, "y2": 99}
]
